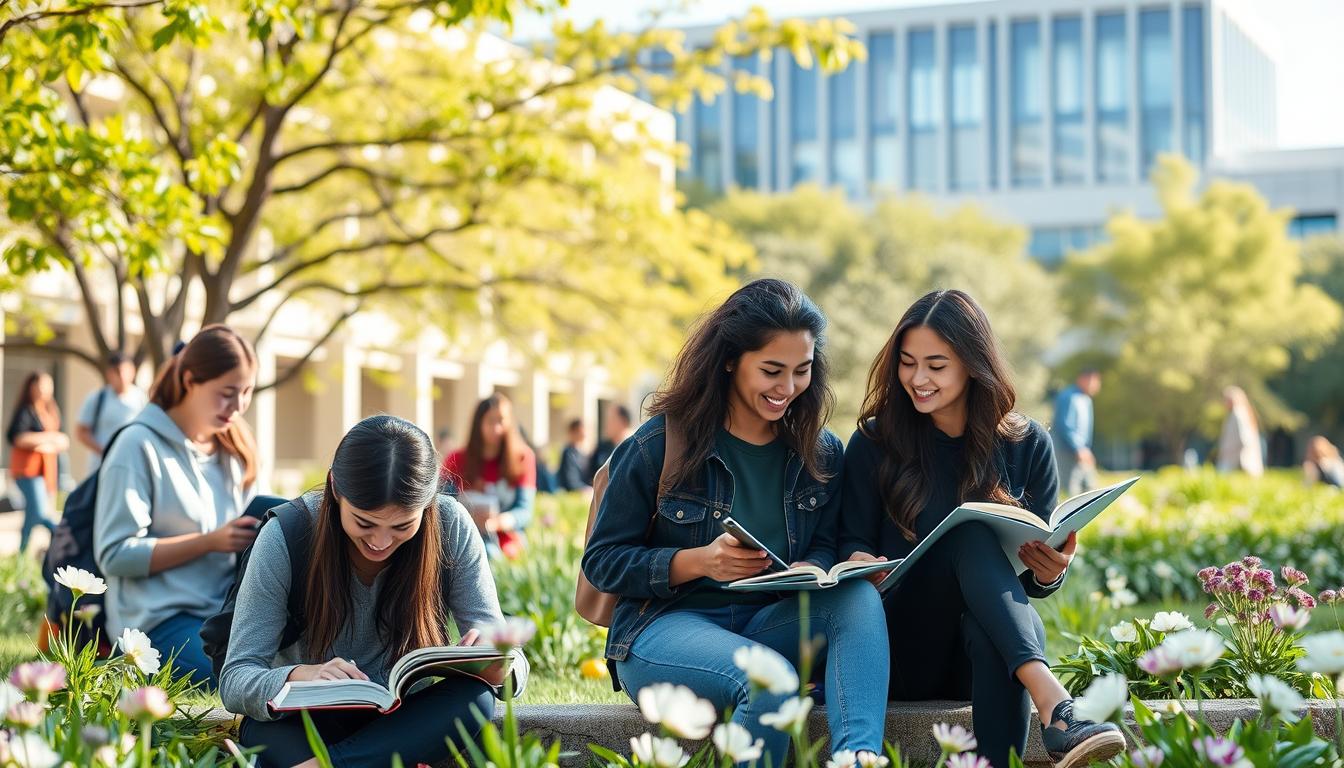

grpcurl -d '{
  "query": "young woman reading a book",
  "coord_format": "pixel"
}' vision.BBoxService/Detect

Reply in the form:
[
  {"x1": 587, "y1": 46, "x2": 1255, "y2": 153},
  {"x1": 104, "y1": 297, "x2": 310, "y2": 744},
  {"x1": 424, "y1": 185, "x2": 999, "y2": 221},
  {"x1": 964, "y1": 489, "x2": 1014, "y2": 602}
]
[
  {"x1": 440, "y1": 392, "x2": 537, "y2": 559},
  {"x1": 220, "y1": 414, "x2": 528, "y2": 768},
  {"x1": 582, "y1": 278, "x2": 889, "y2": 766},
  {"x1": 840, "y1": 290, "x2": 1124, "y2": 768}
]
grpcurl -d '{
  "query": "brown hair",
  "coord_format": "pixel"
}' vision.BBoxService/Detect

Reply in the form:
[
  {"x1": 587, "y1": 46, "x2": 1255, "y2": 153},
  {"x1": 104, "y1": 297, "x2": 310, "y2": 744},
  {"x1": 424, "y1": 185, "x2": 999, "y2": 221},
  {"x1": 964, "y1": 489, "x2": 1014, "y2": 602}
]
[
  {"x1": 649, "y1": 278, "x2": 835, "y2": 491},
  {"x1": 150, "y1": 325, "x2": 259, "y2": 486},
  {"x1": 859, "y1": 289, "x2": 1027, "y2": 542},
  {"x1": 459, "y1": 393, "x2": 527, "y2": 487},
  {"x1": 9, "y1": 371, "x2": 60, "y2": 431},
  {"x1": 305, "y1": 415, "x2": 445, "y2": 660}
]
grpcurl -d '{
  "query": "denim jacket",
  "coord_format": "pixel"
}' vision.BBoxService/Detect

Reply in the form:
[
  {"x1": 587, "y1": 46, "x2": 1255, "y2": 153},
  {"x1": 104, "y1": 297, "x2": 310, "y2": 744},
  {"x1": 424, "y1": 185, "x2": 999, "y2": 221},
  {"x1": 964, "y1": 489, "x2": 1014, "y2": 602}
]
[{"x1": 581, "y1": 414, "x2": 845, "y2": 665}]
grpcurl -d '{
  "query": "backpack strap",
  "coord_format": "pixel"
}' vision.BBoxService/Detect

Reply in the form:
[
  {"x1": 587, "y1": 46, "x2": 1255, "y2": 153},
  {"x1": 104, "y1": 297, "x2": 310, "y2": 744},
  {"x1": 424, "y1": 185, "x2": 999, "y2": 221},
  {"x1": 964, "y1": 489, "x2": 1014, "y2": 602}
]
[
  {"x1": 272, "y1": 499, "x2": 313, "y2": 650},
  {"x1": 90, "y1": 387, "x2": 109, "y2": 436}
]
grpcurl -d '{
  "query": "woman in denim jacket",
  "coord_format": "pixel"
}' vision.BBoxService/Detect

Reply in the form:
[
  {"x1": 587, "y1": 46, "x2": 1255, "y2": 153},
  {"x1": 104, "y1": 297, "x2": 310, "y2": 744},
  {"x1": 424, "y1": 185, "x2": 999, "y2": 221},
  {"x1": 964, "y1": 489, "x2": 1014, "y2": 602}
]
[{"x1": 582, "y1": 279, "x2": 889, "y2": 765}]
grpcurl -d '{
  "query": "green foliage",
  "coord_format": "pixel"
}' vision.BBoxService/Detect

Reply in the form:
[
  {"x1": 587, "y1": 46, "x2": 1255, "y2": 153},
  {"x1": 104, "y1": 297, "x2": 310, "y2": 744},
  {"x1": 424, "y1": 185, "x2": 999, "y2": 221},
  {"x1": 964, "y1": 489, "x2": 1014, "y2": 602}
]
[
  {"x1": 1272, "y1": 235, "x2": 1344, "y2": 435},
  {"x1": 710, "y1": 185, "x2": 1062, "y2": 429},
  {"x1": 1061, "y1": 156, "x2": 1343, "y2": 453},
  {"x1": 0, "y1": 553, "x2": 45, "y2": 641}
]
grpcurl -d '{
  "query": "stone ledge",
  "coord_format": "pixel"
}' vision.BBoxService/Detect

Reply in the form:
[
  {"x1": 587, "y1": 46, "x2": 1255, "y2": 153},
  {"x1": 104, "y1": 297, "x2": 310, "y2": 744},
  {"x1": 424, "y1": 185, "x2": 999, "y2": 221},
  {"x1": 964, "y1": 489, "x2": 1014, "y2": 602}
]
[{"x1": 193, "y1": 699, "x2": 1342, "y2": 767}]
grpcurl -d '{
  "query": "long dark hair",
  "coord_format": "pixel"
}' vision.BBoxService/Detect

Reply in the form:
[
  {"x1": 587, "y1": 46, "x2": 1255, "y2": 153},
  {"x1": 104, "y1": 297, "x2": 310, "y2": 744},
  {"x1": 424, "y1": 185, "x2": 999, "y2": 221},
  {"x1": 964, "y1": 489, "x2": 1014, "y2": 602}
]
[
  {"x1": 8, "y1": 372, "x2": 59, "y2": 431},
  {"x1": 460, "y1": 393, "x2": 527, "y2": 487},
  {"x1": 649, "y1": 278, "x2": 835, "y2": 490},
  {"x1": 150, "y1": 324, "x2": 259, "y2": 486},
  {"x1": 859, "y1": 289, "x2": 1027, "y2": 542},
  {"x1": 305, "y1": 415, "x2": 446, "y2": 660}
]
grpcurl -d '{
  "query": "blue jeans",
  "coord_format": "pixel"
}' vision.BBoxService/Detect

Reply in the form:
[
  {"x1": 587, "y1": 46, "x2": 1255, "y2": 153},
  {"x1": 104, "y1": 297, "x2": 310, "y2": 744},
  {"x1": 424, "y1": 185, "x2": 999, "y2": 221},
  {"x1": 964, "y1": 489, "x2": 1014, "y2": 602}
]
[
  {"x1": 615, "y1": 580, "x2": 889, "y2": 764},
  {"x1": 145, "y1": 612, "x2": 215, "y2": 689},
  {"x1": 15, "y1": 476, "x2": 55, "y2": 553}
]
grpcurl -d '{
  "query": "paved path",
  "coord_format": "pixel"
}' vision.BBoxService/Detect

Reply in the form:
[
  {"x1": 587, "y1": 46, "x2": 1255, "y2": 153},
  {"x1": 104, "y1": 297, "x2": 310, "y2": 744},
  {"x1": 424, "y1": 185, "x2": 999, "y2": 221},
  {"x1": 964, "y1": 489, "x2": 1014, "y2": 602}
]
[{"x1": 0, "y1": 509, "x2": 53, "y2": 557}]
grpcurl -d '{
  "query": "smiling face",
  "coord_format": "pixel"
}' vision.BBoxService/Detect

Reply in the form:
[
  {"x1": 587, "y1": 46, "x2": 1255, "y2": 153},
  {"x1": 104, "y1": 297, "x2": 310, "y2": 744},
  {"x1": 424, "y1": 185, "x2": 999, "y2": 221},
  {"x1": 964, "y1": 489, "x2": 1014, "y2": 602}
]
[
  {"x1": 726, "y1": 330, "x2": 815, "y2": 441},
  {"x1": 898, "y1": 325, "x2": 971, "y2": 435},
  {"x1": 337, "y1": 493, "x2": 426, "y2": 566},
  {"x1": 180, "y1": 364, "x2": 255, "y2": 439}
]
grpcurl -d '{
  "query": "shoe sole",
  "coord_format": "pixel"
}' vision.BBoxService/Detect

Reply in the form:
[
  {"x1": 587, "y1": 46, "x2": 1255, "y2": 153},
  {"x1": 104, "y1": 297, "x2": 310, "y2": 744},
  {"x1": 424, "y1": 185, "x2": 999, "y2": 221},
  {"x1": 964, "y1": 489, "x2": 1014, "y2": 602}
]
[{"x1": 1053, "y1": 731, "x2": 1127, "y2": 768}]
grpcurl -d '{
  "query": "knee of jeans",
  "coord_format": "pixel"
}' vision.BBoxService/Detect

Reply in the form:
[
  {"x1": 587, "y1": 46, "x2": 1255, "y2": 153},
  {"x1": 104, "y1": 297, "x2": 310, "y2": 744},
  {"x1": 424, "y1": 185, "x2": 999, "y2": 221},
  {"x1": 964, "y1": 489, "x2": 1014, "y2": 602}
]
[
  {"x1": 960, "y1": 611, "x2": 991, "y2": 653},
  {"x1": 946, "y1": 521, "x2": 998, "y2": 550},
  {"x1": 814, "y1": 579, "x2": 883, "y2": 619}
]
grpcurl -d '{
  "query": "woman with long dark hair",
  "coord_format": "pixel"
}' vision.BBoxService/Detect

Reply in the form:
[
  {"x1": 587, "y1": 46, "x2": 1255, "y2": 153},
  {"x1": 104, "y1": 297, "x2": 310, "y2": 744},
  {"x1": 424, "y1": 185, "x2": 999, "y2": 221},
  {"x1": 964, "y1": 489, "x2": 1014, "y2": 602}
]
[
  {"x1": 583, "y1": 278, "x2": 888, "y2": 766},
  {"x1": 93, "y1": 325, "x2": 260, "y2": 687},
  {"x1": 840, "y1": 290, "x2": 1123, "y2": 768},
  {"x1": 440, "y1": 392, "x2": 536, "y2": 558},
  {"x1": 220, "y1": 414, "x2": 527, "y2": 768},
  {"x1": 6, "y1": 371, "x2": 69, "y2": 552}
]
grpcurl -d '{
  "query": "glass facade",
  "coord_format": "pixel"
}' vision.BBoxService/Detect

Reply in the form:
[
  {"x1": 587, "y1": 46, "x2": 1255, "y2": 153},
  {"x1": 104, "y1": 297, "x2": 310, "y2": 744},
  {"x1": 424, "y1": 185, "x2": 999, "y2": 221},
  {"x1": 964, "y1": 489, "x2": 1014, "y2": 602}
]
[
  {"x1": 1095, "y1": 12, "x2": 1129, "y2": 182},
  {"x1": 987, "y1": 21, "x2": 998, "y2": 189},
  {"x1": 1290, "y1": 214, "x2": 1338, "y2": 240},
  {"x1": 1052, "y1": 16, "x2": 1084, "y2": 184},
  {"x1": 1140, "y1": 8, "x2": 1173, "y2": 173},
  {"x1": 693, "y1": 93, "x2": 722, "y2": 191},
  {"x1": 907, "y1": 28, "x2": 939, "y2": 191},
  {"x1": 869, "y1": 31, "x2": 899, "y2": 190},
  {"x1": 1028, "y1": 224, "x2": 1105, "y2": 264},
  {"x1": 948, "y1": 24, "x2": 982, "y2": 191},
  {"x1": 790, "y1": 59, "x2": 820, "y2": 184},
  {"x1": 731, "y1": 55, "x2": 759, "y2": 189},
  {"x1": 1010, "y1": 19, "x2": 1043, "y2": 187},
  {"x1": 830, "y1": 65, "x2": 861, "y2": 197},
  {"x1": 1182, "y1": 4, "x2": 1206, "y2": 166}
]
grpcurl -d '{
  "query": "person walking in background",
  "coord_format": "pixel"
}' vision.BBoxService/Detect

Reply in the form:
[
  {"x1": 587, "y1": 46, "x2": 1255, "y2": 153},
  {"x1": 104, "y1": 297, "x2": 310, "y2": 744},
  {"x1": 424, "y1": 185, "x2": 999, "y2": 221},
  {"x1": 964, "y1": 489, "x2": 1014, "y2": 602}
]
[
  {"x1": 75, "y1": 352, "x2": 148, "y2": 478},
  {"x1": 1216, "y1": 386, "x2": 1264, "y2": 477},
  {"x1": 556, "y1": 418, "x2": 591, "y2": 493},
  {"x1": 584, "y1": 403, "x2": 633, "y2": 483},
  {"x1": 93, "y1": 325, "x2": 260, "y2": 688},
  {"x1": 6, "y1": 371, "x2": 69, "y2": 553},
  {"x1": 1051, "y1": 368, "x2": 1101, "y2": 497},
  {"x1": 1304, "y1": 435, "x2": 1344, "y2": 488},
  {"x1": 440, "y1": 393, "x2": 536, "y2": 559}
]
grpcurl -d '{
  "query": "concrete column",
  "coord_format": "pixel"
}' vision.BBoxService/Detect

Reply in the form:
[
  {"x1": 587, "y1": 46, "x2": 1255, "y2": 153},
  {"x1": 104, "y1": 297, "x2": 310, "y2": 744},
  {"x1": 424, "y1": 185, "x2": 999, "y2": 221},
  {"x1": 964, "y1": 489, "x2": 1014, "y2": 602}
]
[
  {"x1": 517, "y1": 369, "x2": 551, "y2": 448},
  {"x1": 251, "y1": 338, "x2": 277, "y2": 493},
  {"x1": 1083, "y1": 9, "x2": 1097, "y2": 185},
  {"x1": 387, "y1": 348, "x2": 433, "y2": 436},
  {"x1": 312, "y1": 340, "x2": 361, "y2": 459},
  {"x1": 449, "y1": 362, "x2": 492, "y2": 446}
]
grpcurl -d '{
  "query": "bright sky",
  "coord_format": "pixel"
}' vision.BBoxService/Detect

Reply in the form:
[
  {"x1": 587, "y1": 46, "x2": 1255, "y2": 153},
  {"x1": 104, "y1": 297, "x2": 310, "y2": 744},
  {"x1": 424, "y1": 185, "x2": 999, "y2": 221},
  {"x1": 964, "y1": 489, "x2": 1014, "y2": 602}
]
[{"x1": 512, "y1": 0, "x2": 1344, "y2": 150}]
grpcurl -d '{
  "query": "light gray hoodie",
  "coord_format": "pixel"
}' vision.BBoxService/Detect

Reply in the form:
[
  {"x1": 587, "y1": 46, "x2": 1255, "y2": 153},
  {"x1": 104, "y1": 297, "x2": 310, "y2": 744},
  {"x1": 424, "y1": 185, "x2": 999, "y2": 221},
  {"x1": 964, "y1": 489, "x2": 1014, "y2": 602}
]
[{"x1": 93, "y1": 403, "x2": 253, "y2": 637}]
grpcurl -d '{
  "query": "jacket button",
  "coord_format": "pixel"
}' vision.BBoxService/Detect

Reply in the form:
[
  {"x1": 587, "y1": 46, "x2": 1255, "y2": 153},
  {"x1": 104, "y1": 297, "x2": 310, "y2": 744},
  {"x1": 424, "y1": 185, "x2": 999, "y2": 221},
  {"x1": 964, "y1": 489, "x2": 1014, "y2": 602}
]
[
  {"x1": 713, "y1": 511, "x2": 721, "y2": 519},
  {"x1": 676, "y1": 510, "x2": 684, "y2": 519},
  {"x1": 809, "y1": 497, "x2": 817, "y2": 507}
]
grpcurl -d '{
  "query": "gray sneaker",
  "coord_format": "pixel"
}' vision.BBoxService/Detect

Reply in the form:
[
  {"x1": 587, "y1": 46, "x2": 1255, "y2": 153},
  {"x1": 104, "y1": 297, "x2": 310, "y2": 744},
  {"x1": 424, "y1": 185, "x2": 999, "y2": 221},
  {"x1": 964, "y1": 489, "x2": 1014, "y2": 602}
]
[{"x1": 1040, "y1": 699, "x2": 1126, "y2": 768}]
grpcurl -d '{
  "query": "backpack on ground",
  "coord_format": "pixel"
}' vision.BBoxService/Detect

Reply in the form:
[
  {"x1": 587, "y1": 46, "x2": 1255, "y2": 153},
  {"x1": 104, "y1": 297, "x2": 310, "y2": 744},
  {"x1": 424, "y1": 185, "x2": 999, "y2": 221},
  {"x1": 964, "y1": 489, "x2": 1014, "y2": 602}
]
[{"x1": 574, "y1": 420, "x2": 684, "y2": 628}]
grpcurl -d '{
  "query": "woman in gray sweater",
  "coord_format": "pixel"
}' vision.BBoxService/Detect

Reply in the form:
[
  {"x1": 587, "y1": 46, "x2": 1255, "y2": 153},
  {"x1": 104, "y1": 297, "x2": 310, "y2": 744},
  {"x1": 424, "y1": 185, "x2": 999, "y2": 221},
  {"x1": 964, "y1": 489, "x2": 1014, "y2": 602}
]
[{"x1": 220, "y1": 414, "x2": 529, "y2": 768}]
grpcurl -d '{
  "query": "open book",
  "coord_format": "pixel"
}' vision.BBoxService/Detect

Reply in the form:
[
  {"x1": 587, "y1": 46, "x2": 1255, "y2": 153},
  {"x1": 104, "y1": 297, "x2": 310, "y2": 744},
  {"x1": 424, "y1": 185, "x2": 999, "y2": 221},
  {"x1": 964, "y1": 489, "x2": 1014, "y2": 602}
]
[
  {"x1": 726, "y1": 558, "x2": 900, "y2": 591},
  {"x1": 874, "y1": 476, "x2": 1140, "y2": 593},
  {"x1": 269, "y1": 644, "x2": 509, "y2": 713}
]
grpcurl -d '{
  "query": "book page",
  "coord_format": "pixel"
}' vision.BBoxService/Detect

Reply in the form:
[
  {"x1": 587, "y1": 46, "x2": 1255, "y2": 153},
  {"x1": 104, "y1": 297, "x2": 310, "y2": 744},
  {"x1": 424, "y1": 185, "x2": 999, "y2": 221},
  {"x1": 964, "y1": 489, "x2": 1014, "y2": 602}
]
[
  {"x1": 826, "y1": 559, "x2": 900, "y2": 579},
  {"x1": 388, "y1": 645, "x2": 508, "y2": 693},
  {"x1": 271, "y1": 679, "x2": 394, "y2": 711},
  {"x1": 1046, "y1": 483, "x2": 1116, "y2": 528},
  {"x1": 954, "y1": 502, "x2": 1051, "y2": 530},
  {"x1": 728, "y1": 564, "x2": 826, "y2": 587}
]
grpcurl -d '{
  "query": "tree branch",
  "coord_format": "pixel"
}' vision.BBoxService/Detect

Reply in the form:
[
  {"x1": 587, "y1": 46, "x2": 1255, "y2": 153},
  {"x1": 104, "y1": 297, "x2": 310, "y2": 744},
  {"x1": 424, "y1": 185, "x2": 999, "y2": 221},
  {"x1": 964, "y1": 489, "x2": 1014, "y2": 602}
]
[
  {"x1": 256, "y1": 301, "x2": 364, "y2": 392},
  {"x1": 0, "y1": 341, "x2": 103, "y2": 372},
  {"x1": 112, "y1": 61, "x2": 188, "y2": 172},
  {"x1": 0, "y1": 0, "x2": 162, "y2": 44}
]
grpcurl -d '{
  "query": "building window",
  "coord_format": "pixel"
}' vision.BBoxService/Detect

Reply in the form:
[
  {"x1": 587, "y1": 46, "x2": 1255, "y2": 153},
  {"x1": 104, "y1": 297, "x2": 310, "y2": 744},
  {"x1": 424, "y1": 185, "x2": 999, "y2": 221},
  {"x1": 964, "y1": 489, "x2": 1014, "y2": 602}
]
[
  {"x1": 948, "y1": 24, "x2": 982, "y2": 191},
  {"x1": 1290, "y1": 214, "x2": 1338, "y2": 239},
  {"x1": 869, "y1": 31, "x2": 899, "y2": 191},
  {"x1": 829, "y1": 64, "x2": 861, "y2": 197},
  {"x1": 1052, "y1": 16, "x2": 1083, "y2": 184},
  {"x1": 790, "y1": 59, "x2": 820, "y2": 184},
  {"x1": 987, "y1": 21, "x2": 999, "y2": 189},
  {"x1": 732, "y1": 55, "x2": 759, "y2": 189},
  {"x1": 1182, "y1": 4, "x2": 1206, "y2": 166},
  {"x1": 694, "y1": 92, "x2": 723, "y2": 191},
  {"x1": 1028, "y1": 224, "x2": 1105, "y2": 265},
  {"x1": 1140, "y1": 8, "x2": 1173, "y2": 173},
  {"x1": 907, "y1": 28, "x2": 939, "y2": 191},
  {"x1": 1010, "y1": 19, "x2": 1043, "y2": 187},
  {"x1": 1094, "y1": 12, "x2": 1129, "y2": 183}
]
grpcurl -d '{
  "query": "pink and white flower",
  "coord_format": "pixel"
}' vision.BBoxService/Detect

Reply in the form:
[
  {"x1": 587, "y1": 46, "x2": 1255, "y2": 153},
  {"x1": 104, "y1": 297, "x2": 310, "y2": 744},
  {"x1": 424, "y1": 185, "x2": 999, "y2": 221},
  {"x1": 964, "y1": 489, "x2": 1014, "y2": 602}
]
[
  {"x1": 931, "y1": 723, "x2": 977, "y2": 754},
  {"x1": 117, "y1": 686, "x2": 174, "y2": 721},
  {"x1": 8, "y1": 662, "x2": 66, "y2": 697},
  {"x1": 946, "y1": 754, "x2": 991, "y2": 768},
  {"x1": 630, "y1": 733, "x2": 689, "y2": 768},
  {"x1": 636, "y1": 683, "x2": 715, "y2": 740},
  {"x1": 1268, "y1": 604, "x2": 1310, "y2": 631},
  {"x1": 712, "y1": 723, "x2": 764, "y2": 764}
]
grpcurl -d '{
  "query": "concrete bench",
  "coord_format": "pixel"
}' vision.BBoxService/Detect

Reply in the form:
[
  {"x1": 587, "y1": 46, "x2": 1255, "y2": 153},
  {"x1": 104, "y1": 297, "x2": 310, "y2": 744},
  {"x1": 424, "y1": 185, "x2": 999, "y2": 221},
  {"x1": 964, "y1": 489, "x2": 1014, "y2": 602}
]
[{"x1": 190, "y1": 700, "x2": 1342, "y2": 766}]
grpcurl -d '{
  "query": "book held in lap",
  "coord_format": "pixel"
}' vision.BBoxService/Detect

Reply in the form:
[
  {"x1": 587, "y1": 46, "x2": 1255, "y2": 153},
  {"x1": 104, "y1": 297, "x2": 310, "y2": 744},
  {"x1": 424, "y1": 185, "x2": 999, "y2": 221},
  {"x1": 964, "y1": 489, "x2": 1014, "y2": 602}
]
[{"x1": 269, "y1": 644, "x2": 510, "y2": 714}]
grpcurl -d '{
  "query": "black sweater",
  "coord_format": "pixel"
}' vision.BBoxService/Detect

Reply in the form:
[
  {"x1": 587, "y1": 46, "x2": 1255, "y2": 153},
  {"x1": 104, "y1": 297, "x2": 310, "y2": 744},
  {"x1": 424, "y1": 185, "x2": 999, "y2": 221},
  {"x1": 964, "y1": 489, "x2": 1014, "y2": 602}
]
[{"x1": 838, "y1": 417, "x2": 1063, "y2": 599}]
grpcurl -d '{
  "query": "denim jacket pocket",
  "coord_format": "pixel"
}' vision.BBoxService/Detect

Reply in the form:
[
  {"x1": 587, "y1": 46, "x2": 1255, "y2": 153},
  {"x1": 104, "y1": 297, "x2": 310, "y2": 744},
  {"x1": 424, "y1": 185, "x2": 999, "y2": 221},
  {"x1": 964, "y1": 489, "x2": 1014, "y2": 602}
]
[
  {"x1": 657, "y1": 496, "x2": 709, "y2": 524},
  {"x1": 792, "y1": 484, "x2": 832, "y2": 512}
]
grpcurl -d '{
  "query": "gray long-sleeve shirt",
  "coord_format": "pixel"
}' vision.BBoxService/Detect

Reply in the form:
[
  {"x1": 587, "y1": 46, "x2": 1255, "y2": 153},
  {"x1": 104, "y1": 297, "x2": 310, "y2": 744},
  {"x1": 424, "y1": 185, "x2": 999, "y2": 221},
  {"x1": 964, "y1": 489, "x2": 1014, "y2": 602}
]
[{"x1": 218, "y1": 491, "x2": 528, "y2": 721}]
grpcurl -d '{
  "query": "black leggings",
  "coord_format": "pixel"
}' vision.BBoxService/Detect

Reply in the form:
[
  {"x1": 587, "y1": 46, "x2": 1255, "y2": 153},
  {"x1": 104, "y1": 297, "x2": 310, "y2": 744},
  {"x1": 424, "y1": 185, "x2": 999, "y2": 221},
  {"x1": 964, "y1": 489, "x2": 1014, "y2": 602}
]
[
  {"x1": 238, "y1": 677, "x2": 496, "y2": 768},
  {"x1": 884, "y1": 522, "x2": 1048, "y2": 768}
]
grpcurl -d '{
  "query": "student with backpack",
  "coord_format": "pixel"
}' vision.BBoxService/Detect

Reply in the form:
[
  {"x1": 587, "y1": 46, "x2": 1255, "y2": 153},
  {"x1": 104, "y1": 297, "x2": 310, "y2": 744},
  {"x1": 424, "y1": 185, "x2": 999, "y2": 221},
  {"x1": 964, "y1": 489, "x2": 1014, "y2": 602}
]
[
  {"x1": 92, "y1": 325, "x2": 260, "y2": 688},
  {"x1": 219, "y1": 414, "x2": 528, "y2": 768},
  {"x1": 580, "y1": 279, "x2": 888, "y2": 767}
]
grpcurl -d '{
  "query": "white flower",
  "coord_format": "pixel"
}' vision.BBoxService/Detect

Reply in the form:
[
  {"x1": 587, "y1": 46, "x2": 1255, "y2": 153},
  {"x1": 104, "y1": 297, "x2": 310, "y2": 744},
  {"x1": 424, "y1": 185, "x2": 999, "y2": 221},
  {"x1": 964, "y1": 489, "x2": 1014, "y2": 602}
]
[
  {"x1": 1165, "y1": 629, "x2": 1225, "y2": 670},
  {"x1": 1110, "y1": 622, "x2": 1138, "y2": 643},
  {"x1": 117, "y1": 686, "x2": 173, "y2": 721},
  {"x1": 1153, "y1": 561, "x2": 1175, "y2": 580},
  {"x1": 1106, "y1": 576, "x2": 1128, "y2": 592},
  {"x1": 712, "y1": 723, "x2": 763, "y2": 764},
  {"x1": 1072, "y1": 673, "x2": 1129, "y2": 723},
  {"x1": 857, "y1": 752, "x2": 890, "y2": 768},
  {"x1": 931, "y1": 723, "x2": 977, "y2": 754},
  {"x1": 1268, "y1": 604, "x2": 1310, "y2": 632},
  {"x1": 7, "y1": 731, "x2": 60, "y2": 768},
  {"x1": 630, "y1": 733, "x2": 689, "y2": 768},
  {"x1": 734, "y1": 645, "x2": 799, "y2": 695},
  {"x1": 636, "y1": 683, "x2": 715, "y2": 740},
  {"x1": 117, "y1": 628, "x2": 161, "y2": 676},
  {"x1": 0, "y1": 681, "x2": 25, "y2": 711},
  {"x1": 759, "y1": 696, "x2": 813, "y2": 732},
  {"x1": 93, "y1": 745, "x2": 119, "y2": 766},
  {"x1": 1150, "y1": 611, "x2": 1194, "y2": 633},
  {"x1": 1247, "y1": 674, "x2": 1305, "y2": 721},
  {"x1": 1298, "y1": 631, "x2": 1344, "y2": 675},
  {"x1": 1156, "y1": 699, "x2": 1184, "y2": 719},
  {"x1": 946, "y1": 754, "x2": 991, "y2": 768},
  {"x1": 54, "y1": 566, "x2": 106, "y2": 597},
  {"x1": 827, "y1": 750, "x2": 857, "y2": 768},
  {"x1": 480, "y1": 617, "x2": 537, "y2": 650},
  {"x1": 1111, "y1": 589, "x2": 1139, "y2": 608}
]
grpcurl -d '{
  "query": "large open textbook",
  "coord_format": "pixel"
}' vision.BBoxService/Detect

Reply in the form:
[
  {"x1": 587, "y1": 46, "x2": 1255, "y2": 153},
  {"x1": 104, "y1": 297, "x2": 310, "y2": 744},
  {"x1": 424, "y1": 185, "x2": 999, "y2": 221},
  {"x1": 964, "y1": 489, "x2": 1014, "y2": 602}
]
[{"x1": 269, "y1": 644, "x2": 510, "y2": 713}]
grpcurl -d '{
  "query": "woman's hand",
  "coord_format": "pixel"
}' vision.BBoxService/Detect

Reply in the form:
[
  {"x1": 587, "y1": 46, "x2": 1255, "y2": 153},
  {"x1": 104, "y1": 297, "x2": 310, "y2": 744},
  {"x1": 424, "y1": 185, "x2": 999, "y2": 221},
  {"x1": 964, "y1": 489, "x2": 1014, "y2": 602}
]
[
  {"x1": 290, "y1": 658, "x2": 370, "y2": 682},
  {"x1": 458, "y1": 628, "x2": 508, "y2": 685},
  {"x1": 696, "y1": 533, "x2": 771, "y2": 582},
  {"x1": 846, "y1": 551, "x2": 889, "y2": 586},
  {"x1": 1019, "y1": 531, "x2": 1076, "y2": 585},
  {"x1": 207, "y1": 516, "x2": 260, "y2": 553}
]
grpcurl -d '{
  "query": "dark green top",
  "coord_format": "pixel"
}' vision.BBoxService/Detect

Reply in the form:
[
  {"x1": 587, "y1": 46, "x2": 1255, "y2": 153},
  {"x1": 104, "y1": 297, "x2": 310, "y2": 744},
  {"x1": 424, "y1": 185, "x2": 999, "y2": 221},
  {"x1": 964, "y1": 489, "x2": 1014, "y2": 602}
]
[{"x1": 679, "y1": 429, "x2": 789, "y2": 610}]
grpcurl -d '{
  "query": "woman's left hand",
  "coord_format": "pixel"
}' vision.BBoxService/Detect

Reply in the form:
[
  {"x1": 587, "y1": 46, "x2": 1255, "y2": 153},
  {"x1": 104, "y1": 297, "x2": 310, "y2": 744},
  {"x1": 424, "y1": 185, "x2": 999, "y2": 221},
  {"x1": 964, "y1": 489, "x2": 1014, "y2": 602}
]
[
  {"x1": 1018, "y1": 531, "x2": 1076, "y2": 585},
  {"x1": 459, "y1": 628, "x2": 508, "y2": 685}
]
